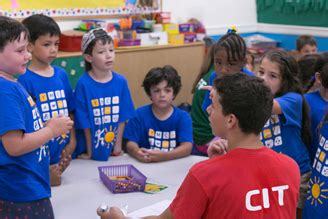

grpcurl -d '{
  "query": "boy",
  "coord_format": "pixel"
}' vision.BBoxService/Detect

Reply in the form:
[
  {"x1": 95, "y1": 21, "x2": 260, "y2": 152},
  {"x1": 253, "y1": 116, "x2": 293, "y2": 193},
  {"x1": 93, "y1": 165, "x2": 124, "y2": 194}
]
[
  {"x1": 123, "y1": 65, "x2": 192, "y2": 162},
  {"x1": 98, "y1": 73, "x2": 300, "y2": 218},
  {"x1": 18, "y1": 14, "x2": 76, "y2": 186},
  {"x1": 296, "y1": 35, "x2": 318, "y2": 57},
  {"x1": 0, "y1": 16, "x2": 73, "y2": 218}
]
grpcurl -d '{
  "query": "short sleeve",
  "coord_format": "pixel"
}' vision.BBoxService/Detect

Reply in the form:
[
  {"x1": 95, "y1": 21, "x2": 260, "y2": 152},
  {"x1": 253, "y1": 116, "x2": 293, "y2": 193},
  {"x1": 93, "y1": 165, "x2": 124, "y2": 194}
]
[
  {"x1": 118, "y1": 79, "x2": 135, "y2": 122},
  {"x1": 0, "y1": 93, "x2": 25, "y2": 135},
  {"x1": 170, "y1": 172, "x2": 208, "y2": 219},
  {"x1": 276, "y1": 92, "x2": 303, "y2": 127},
  {"x1": 74, "y1": 82, "x2": 91, "y2": 129},
  {"x1": 123, "y1": 116, "x2": 141, "y2": 144},
  {"x1": 177, "y1": 111, "x2": 193, "y2": 144}
]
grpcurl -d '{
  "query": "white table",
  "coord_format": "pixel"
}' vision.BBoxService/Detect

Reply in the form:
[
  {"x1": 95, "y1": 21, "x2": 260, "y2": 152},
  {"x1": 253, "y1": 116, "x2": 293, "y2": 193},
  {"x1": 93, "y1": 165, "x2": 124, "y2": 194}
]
[{"x1": 51, "y1": 154, "x2": 207, "y2": 219}]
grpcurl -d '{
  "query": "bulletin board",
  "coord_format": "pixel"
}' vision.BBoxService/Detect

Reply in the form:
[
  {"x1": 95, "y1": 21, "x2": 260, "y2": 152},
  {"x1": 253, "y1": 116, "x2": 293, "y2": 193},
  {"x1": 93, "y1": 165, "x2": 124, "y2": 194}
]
[
  {"x1": 257, "y1": 0, "x2": 328, "y2": 27},
  {"x1": 0, "y1": 0, "x2": 161, "y2": 19}
]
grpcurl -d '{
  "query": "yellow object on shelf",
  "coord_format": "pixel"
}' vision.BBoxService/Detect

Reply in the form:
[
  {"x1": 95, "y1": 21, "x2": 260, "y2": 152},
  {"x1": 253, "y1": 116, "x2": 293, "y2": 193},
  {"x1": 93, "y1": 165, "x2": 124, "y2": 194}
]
[
  {"x1": 163, "y1": 24, "x2": 179, "y2": 34},
  {"x1": 168, "y1": 34, "x2": 184, "y2": 45}
]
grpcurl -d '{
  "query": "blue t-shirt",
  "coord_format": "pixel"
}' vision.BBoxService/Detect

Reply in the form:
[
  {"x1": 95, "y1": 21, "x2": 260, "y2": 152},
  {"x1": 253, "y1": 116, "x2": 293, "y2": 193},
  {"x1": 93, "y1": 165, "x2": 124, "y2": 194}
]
[
  {"x1": 74, "y1": 72, "x2": 135, "y2": 161},
  {"x1": 260, "y1": 92, "x2": 311, "y2": 174},
  {"x1": 123, "y1": 104, "x2": 193, "y2": 151},
  {"x1": 202, "y1": 68, "x2": 255, "y2": 110},
  {"x1": 0, "y1": 78, "x2": 50, "y2": 202},
  {"x1": 305, "y1": 91, "x2": 328, "y2": 163},
  {"x1": 18, "y1": 66, "x2": 75, "y2": 164},
  {"x1": 303, "y1": 121, "x2": 328, "y2": 218}
]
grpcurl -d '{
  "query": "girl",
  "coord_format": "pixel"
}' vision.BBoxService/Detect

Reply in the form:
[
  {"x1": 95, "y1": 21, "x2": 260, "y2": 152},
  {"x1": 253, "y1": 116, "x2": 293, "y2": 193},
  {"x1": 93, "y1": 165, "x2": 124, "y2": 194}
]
[
  {"x1": 303, "y1": 112, "x2": 328, "y2": 218},
  {"x1": 257, "y1": 50, "x2": 311, "y2": 218},
  {"x1": 192, "y1": 29, "x2": 255, "y2": 156},
  {"x1": 305, "y1": 54, "x2": 328, "y2": 163},
  {"x1": 74, "y1": 28, "x2": 135, "y2": 161}
]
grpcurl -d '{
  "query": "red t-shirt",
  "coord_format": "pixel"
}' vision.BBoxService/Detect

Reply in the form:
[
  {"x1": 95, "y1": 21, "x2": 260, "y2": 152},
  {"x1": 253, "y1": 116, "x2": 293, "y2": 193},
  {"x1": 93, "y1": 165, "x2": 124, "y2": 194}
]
[{"x1": 170, "y1": 147, "x2": 300, "y2": 219}]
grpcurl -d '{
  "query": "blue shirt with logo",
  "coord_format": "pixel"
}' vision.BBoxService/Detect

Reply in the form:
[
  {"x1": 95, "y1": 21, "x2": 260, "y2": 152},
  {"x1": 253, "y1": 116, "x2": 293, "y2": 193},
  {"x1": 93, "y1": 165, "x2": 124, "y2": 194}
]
[
  {"x1": 123, "y1": 104, "x2": 193, "y2": 151},
  {"x1": 74, "y1": 72, "x2": 135, "y2": 161},
  {"x1": 0, "y1": 78, "x2": 50, "y2": 202},
  {"x1": 260, "y1": 92, "x2": 311, "y2": 174},
  {"x1": 305, "y1": 90, "x2": 328, "y2": 163},
  {"x1": 18, "y1": 66, "x2": 75, "y2": 164},
  {"x1": 303, "y1": 120, "x2": 328, "y2": 218}
]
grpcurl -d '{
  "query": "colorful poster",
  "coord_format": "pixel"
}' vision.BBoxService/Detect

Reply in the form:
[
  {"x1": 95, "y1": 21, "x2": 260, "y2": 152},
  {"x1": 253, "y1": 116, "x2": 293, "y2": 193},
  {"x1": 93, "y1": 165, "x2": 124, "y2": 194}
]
[{"x1": 0, "y1": 0, "x2": 160, "y2": 18}]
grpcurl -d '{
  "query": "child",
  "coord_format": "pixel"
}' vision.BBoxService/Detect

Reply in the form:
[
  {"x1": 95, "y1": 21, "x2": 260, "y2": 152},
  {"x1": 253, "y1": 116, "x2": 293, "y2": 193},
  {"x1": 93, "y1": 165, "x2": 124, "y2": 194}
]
[
  {"x1": 257, "y1": 50, "x2": 312, "y2": 218},
  {"x1": 297, "y1": 53, "x2": 321, "y2": 92},
  {"x1": 303, "y1": 112, "x2": 328, "y2": 218},
  {"x1": 0, "y1": 16, "x2": 73, "y2": 218},
  {"x1": 296, "y1": 35, "x2": 318, "y2": 57},
  {"x1": 98, "y1": 73, "x2": 300, "y2": 219},
  {"x1": 123, "y1": 65, "x2": 192, "y2": 162},
  {"x1": 18, "y1": 14, "x2": 76, "y2": 186},
  {"x1": 305, "y1": 56, "x2": 328, "y2": 163},
  {"x1": 74, "y1": 28, "x2": 134, "y2": 161},
  {"x1": 193, "y1": 29, "x2": 255, "y2": 156},
  {"x1": 245, "y1": 50, "x2": 255, "y2": 72},
  {"x1": 190, "y1": 45, "x2": 215, "y2": 156}
]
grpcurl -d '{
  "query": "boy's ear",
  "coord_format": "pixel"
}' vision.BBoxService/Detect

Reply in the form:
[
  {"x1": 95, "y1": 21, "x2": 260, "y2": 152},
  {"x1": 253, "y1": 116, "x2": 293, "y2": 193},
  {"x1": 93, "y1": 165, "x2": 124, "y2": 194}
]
[
  {"x1": 315, "y1": 72, "x2": 322, "y2": 84},
  {"x1": 27, "y1": 42, "x2": 34, "y2": 53},
  {"x1": 84, "y1": 54, "x2": 93, "y2": 63},
  {"x1": 226, "y1": 114, "x2": 237, "y2": 129}
]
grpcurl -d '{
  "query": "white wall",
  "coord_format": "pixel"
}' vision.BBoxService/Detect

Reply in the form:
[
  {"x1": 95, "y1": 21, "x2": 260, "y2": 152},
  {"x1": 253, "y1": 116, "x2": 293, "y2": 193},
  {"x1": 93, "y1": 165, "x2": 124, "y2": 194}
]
[
  {"x1": 57, "y1": 0, "x2": 257, "y2": 35},
  {"x1": 162, "y1": 0, "x2": 257, "y2": 35}
]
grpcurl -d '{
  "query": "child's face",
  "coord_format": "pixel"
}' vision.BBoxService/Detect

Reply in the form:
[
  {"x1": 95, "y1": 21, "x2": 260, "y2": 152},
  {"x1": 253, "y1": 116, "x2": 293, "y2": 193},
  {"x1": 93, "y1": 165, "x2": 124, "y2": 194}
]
[
  {"x1": 29, "y1": 34, "x2": 60, "y2": 65},
  {"x1": 149, "y1": 80, "x2": 174, "y2": 110},
  {"x1": 207, "y1": 89, "x2": 226, "y2": 137},
  {"x1": 214, "y1": 48, "x2": 245, "y2": 75},
  {"x1": 87, "y1": 41, "x2": 115, "y2": 73},
  {"x1": 0, "y1": 32, "x2": 31, "y2": 76},
  {"x1": 257, "y1": 57, "x2": 282, "y2": 96},
  {"x1": 300, "y1": 44, "x2": 317, "y2": 56}
]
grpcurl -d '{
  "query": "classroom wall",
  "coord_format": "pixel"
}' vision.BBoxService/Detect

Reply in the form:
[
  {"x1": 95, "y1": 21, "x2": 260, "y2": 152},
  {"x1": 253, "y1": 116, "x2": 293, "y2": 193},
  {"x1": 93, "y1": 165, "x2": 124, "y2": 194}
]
[
  {"x1": 57, "y1": 0, "x2": 258, "y2": 34},
  {"x1": 162, "y1": 0, "x2": 257, "y2": 35},
  {"x1": 56, "y1": 0, "x2": 328, "y2": 51}
]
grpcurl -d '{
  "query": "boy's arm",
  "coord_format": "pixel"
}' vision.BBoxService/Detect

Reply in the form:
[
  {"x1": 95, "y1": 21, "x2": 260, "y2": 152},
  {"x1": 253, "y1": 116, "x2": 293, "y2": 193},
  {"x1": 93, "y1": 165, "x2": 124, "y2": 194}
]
[
  {"x1": 78, "y1": 128, "x2": 92, "y2": 159},
  {"x1": 112, "y1": 122, "x2": 125, "y2": 156},
  {"x1": 126, "y1": 141, "x2": 150, "y2": 162},
  {"x1": 147, "y1": 142, "x2": 192, "y2": 162},
  {"x1": 2, "y1": 116, "x2": 73, "y2": 156}
]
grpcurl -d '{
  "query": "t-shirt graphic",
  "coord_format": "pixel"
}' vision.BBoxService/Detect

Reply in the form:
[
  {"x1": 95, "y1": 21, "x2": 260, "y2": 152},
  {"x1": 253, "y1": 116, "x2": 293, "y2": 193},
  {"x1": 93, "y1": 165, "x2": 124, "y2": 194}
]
[
  {"x1": 91, "y1": 96, "x2": 120, "y2": 149},
  {"x1": 148, "y1": 129, "x2": 177, "y2": 151},
  {"x1": 260, "y1": 115, "x2": 283, "y2": 148},
  {"x1": 303, "y1": 123, "x2": 328, "y2": 218}
]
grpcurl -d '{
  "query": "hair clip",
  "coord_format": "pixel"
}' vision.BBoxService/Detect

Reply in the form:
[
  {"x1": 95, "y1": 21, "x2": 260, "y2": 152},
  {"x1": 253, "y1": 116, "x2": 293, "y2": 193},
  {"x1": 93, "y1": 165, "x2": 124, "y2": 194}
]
[{"x1": 227, "y1": 26, "x2": 237, "y2": 34}]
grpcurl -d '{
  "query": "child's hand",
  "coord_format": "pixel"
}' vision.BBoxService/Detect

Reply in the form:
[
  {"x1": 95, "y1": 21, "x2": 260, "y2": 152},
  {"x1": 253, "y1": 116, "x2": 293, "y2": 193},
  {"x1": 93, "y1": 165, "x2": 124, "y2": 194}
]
[
  {"x1": 59, "y1": 149, "x2": 72, "y2": 173},
  {"x1": 146, "y1": 150, "x2": 165, "y2": 162},
  {"x1": 97, "y1": 206, "x2": 123, "y2": 219},
  {"x1": 134, "y1": 148, "x2": 151, "y2": 163},
  {"x1": 78, "y1": 153, "x2": 91, "y2": 160},
  {"x1": 111, "y1": 147, "x2": 123, "y2": 156},
  {"x1": 207, "y1": 139, "x2": 228, "y2": 158},
  {"x1": 50, "y1": 165, "x2": 61, "y2": 186},
  {"x1": 46, "y1": 116, "x2": 74, "y2": 138}
]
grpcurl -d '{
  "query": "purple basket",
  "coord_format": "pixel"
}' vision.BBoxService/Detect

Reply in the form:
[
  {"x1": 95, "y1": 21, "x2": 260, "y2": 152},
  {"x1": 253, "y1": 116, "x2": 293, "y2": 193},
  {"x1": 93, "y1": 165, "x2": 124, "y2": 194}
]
[{"x1": 98, "y1": 164, "x2": 147, "y2": 193}]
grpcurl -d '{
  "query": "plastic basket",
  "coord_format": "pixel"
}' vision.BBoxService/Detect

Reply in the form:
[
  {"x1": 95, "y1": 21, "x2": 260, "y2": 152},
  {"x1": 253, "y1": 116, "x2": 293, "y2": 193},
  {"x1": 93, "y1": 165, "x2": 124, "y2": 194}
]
[{"x1": 98, "y1": 164, "x2": 147, "y2": 193}]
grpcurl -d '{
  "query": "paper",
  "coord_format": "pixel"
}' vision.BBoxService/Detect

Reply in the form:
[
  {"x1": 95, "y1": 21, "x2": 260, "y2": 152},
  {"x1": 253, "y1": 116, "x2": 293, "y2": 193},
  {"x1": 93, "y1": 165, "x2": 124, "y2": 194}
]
[
  {"x1": 128, "y1": 200, "x2": 172, "y2": 217},
  {"x1": 144, "y1": 183, "x2": 168, "y2": 194}
]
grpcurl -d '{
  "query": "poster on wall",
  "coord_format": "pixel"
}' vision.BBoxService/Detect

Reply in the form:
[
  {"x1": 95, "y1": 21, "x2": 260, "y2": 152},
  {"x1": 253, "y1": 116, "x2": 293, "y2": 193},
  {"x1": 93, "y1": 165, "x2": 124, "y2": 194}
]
[{"x1": 0, "y1": 0, "x2": 161, "y2": 18}]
